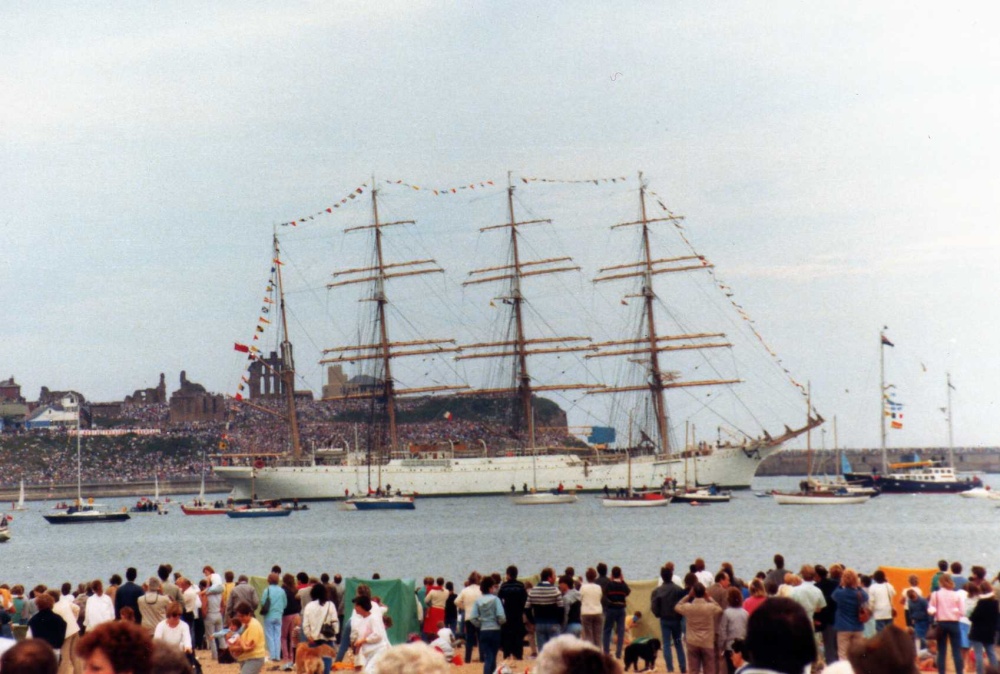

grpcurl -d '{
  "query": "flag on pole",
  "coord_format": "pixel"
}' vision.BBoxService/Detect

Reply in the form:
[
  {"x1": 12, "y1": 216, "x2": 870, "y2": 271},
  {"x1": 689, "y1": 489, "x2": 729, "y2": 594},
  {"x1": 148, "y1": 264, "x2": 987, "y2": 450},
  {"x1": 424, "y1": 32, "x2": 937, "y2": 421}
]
[
  {"x1": 234, "y1": 343, "x2": 250, "y2": 353},
  {"x1": 881, "y1": 335, "x2": 894, "y2": 347}
]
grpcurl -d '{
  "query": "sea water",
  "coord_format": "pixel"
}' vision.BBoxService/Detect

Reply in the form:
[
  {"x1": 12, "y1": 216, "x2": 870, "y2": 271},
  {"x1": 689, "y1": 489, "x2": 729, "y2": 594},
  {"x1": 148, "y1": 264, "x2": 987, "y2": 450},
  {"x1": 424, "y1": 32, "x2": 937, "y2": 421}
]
[{"x1": 3, "y1": 475, "x2": 995, "y2": 589}]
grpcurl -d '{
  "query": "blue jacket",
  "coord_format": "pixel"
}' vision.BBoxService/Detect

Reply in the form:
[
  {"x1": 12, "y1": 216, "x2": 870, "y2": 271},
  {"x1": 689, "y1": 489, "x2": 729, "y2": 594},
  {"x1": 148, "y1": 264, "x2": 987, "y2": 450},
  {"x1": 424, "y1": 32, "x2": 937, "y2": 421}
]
[
  {"x1": 831, "y1": 587, "x2": 868, "y2": 632},
  {"x1": 261, "y1": 584, "x2": 288, "y2": 621}
]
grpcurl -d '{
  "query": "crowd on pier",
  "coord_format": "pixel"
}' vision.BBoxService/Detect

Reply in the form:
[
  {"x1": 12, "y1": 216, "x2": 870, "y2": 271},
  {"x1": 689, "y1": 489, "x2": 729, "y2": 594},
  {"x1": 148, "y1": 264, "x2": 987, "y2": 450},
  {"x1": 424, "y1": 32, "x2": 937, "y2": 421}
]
[{"x1": 0, "y1": 553, "x2": 992, "y2": 674}]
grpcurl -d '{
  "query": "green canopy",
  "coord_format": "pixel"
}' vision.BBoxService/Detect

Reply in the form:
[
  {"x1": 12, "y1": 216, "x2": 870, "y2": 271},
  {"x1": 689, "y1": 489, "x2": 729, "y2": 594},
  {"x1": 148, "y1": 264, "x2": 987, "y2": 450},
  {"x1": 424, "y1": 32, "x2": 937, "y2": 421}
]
[{"x1": 343, "y1": 577, "x2": 418, "y2": 645}]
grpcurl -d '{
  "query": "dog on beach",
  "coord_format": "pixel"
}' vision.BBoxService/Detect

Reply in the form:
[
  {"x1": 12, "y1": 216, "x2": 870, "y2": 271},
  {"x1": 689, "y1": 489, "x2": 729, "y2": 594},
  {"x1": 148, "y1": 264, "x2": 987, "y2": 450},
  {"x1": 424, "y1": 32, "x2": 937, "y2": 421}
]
[
  {"x1": 623, "y1": 638, "x2": 661, "y2": 672},
  {"x1": 295, "y1": 642, "x2": 338, "y2": 674}
]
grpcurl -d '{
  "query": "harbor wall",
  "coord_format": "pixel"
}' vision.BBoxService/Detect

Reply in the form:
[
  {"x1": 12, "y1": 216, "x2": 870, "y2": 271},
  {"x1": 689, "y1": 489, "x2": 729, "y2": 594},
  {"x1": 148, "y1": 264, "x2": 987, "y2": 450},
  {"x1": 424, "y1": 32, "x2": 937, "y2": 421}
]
[
  {"x1": 757, "y1": 447, "x2": 1000, "y2": 476},
  {"x1": 0, "y1": 478, "x2": 231, "y2": 503}
]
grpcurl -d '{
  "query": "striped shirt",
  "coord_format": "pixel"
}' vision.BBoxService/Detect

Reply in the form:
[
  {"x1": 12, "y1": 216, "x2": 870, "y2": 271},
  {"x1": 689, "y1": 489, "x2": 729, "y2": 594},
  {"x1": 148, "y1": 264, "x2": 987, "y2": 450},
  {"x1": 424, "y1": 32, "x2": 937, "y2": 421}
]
[{"x1": 526, "y1": 582, "x2": 563, "y2": 624}]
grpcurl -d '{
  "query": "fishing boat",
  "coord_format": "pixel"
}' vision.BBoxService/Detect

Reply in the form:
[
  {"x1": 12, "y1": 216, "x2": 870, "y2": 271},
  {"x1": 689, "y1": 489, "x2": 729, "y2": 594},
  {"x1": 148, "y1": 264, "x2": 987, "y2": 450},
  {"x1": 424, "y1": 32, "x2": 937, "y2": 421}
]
[
  {"x1": 11, "y1": 480, "x2": 27, "y2": 512},
  {"x1": 213, "y1": 174, "x2": 820, "y2": 500},
  {"x1": 44, "y1": 396, "x2": 131, "y2": 525},
  {"x1": 844, "y1": 345, "x2": 981, "y2": 494}
]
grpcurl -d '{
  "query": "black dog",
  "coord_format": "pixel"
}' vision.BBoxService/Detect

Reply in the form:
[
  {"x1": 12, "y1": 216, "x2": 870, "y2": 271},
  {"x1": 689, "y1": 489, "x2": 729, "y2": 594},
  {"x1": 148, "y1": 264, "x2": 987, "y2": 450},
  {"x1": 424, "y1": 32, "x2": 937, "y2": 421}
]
[{"x1": 623, "y1": 638, "x2": 661, "y2": 672}]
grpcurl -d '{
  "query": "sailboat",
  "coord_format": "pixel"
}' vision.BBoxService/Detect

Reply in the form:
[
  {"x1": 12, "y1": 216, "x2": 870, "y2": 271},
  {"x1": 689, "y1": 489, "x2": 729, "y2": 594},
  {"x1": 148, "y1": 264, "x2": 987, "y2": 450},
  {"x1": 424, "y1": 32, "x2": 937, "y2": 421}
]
[
  {"x1": 44, "y1": 396, "x2": 131, "y2": 524},
  {"x1": 181, "y1": 470, "x2": 230, "y2": 515},
  {"x1": 600, "y1": 449, "x2": 669, "y2": 507},
  {"x1": 670, "y1": 425, "x2": 731, "y2": 503},
  {"x1": 772, "y1": 386, "x2": 870, "y2": 506},
  {"x1": 11, "y1": 480, "x2": 27, "y2": 512},
  {"x1": 0, "y1": 515, "x2": 9, "y2": 543},
  {"x1": 843, "y1": 335, "x2": 981, "y2": 493}
]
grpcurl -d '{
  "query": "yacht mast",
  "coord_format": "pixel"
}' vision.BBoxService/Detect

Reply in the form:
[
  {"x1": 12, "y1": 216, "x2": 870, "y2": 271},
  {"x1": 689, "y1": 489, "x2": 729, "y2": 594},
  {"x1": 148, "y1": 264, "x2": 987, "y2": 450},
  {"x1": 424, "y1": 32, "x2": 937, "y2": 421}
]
[{"x1": 879, "y1": 328, "x2": 888, "y2": 473}]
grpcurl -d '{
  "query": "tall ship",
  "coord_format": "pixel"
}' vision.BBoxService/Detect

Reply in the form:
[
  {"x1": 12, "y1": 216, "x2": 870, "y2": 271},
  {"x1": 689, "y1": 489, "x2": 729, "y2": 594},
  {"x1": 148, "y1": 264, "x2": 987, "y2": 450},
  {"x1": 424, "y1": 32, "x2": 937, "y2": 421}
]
[{"x1": 213, "y1": 173, "x2": 820, "y2": 500}]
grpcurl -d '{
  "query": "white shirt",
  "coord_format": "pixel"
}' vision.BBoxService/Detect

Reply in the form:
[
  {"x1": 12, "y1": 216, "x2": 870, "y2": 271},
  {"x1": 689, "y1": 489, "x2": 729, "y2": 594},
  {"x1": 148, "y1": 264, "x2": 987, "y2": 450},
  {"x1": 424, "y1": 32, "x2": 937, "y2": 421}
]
[
  {"x1": 302, "y1": 600, "x2": 338, "y2": 642},
  {"x1": 84, "y1": 593, "x2": 115, "y2": 629},
  {"x1": 154, "y1": 619, "x2": 193, "y2": 652},
  {"x1": 182, "y1": 587, "x2": 201, "y2": 617},
  {"x1": 790, "y1": 581, "x2": 827, "y2": 616},
  {"x1": 455, "y1": 586, "x2": 482, "y2": 615},
  {"x1": 54, "y1": 595, "x2": 80, "y2": 638},
  {"x1": 695, "y1": 570, "x2": 715, "y2": 588},
  {"x1": 580, "y1": 583, "x2": 604, "y2": 616},
  {"x1": 869, "y1": 581, "x2": 896, "y2": 620}
]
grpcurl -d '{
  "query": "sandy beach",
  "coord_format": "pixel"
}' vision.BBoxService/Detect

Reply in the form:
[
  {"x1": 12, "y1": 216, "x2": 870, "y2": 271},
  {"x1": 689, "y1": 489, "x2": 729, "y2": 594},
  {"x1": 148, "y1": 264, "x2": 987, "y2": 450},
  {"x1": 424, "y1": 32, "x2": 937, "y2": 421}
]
[{"x1": 192, "y1": 650, "x2": 554, "y2": 674}]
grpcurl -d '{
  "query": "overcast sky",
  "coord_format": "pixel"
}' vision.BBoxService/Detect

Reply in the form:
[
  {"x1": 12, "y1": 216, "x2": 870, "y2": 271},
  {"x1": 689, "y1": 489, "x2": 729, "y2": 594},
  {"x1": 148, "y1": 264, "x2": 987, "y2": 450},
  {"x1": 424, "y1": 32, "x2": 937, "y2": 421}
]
[{"x1": 3, "y1": 1, "x2": 999, "y2": 450}]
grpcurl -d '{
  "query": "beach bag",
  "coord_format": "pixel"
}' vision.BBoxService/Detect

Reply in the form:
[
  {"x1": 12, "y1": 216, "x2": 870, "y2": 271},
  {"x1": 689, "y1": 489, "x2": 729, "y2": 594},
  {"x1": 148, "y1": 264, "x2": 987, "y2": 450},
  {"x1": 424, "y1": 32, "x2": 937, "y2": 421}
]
[{"x1": 857, "y1": 591, "x2": 872, "y2": 624}]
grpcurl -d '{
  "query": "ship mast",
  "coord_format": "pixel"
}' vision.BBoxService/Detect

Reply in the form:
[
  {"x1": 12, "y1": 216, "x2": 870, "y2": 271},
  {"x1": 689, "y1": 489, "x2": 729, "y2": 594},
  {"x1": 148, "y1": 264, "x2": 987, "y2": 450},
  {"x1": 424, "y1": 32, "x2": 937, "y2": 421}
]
[
  {"x1": 588, "y1": 171, "x2": 739, "y2": 455},
  {"x1": 273, "y1": 234, "x2": 302, "y2": 460},
  {"x1": 321, "y1": 181, "x2": 466, "y2": 457},
  {"x1": 458, "y1": 172, "x2": 595, "y2": 450}
]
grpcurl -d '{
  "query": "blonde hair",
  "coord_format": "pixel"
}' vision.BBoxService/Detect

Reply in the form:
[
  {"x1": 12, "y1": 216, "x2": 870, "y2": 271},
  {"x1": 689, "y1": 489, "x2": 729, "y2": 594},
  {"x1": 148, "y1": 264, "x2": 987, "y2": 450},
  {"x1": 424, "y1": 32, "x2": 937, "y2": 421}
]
[
  {"x1": 841, "y1": 569, "x2": 859, "y2": 588},
  {"x1": 373, "y1": 642, "x2": 448, "y2": 674}
]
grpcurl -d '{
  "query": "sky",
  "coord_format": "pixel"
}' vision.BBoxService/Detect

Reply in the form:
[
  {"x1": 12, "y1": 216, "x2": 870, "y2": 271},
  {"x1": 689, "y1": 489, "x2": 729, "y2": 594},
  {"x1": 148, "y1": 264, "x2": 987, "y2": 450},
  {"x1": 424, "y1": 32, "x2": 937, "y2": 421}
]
[{"x1": 3, "y1": 1, "x2": 999, "y2": 449}]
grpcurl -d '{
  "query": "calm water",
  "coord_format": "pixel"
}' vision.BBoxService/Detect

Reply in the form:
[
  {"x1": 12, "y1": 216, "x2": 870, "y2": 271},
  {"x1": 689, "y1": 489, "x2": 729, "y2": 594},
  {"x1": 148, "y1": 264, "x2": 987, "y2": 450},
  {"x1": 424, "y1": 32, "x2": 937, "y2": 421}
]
[{"x1": 3, "y1": 475, "x2": 996, "y2": 589}]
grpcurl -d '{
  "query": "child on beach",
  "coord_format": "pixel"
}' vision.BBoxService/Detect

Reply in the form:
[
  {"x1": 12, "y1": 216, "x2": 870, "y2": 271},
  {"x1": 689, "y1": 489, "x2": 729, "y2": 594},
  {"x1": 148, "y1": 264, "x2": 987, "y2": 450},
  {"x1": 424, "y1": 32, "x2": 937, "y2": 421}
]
[{"x1": 429, "y1": 621, "x2": 457, "y2": 662}]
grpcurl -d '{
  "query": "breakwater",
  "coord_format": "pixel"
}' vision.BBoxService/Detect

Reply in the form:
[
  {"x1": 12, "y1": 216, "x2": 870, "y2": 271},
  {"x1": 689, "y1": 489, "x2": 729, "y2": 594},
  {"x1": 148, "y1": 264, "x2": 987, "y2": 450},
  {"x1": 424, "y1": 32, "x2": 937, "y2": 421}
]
[
  {"x1": 757, "y1": 446, "x2": 999, "y2": 476},
  {"x1": 0, "y1": 478, "x2": 230, "y2": 502}
]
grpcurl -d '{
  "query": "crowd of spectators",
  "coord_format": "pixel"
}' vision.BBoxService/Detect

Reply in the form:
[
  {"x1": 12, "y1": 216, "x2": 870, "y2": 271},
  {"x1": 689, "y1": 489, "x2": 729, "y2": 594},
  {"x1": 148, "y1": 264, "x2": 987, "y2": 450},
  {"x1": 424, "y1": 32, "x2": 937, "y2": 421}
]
[{"x1": 0, "y1": 398, "x2": 580, "y2": 488}]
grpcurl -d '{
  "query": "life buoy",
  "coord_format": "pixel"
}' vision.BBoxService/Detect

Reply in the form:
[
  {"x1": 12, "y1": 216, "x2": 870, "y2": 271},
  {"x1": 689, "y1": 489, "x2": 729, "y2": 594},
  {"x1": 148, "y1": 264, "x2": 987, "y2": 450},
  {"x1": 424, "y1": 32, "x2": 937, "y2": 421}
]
[
  {"x1": 219, "y1": 440, "x2": 229, "y2": 450},
  {"x1": 254, "y1": 459, "x2": 265, "y2": 469}
]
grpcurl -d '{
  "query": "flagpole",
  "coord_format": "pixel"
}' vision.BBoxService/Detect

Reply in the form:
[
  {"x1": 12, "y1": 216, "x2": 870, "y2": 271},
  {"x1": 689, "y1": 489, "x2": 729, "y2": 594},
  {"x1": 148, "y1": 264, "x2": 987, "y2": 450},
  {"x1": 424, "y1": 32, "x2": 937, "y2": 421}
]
[
  {"x1": 879, "y1": 329, "x2": 887, "y2": 473},
  {"x1": 947, "y1": 372, "x2": 954, "y2": 467}
]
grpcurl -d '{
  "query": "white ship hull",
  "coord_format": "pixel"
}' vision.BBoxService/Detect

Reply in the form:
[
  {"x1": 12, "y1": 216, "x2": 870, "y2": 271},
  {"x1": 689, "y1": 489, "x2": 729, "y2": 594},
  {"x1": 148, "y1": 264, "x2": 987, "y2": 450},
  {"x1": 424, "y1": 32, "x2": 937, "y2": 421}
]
[{"x1": 214, "y1": 445, "x2": 776, "y2": 501}]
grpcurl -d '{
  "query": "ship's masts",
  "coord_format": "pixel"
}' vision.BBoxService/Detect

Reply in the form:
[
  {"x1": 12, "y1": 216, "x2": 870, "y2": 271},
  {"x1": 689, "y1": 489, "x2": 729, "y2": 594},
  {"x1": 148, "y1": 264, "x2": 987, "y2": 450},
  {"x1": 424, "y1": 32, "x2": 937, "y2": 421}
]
[
  {"x1": 507, "y1": 176, "x2": 536, "y2": 449},
  {"x1": 638, "y1": 173, "x2": 671, "y2": 455},
  {"x1": 372, "y1": 185, "x2": 399, "y2": 455},
  {"x1": 274, "y1": 234, "x2": 302, "y2": 460}
]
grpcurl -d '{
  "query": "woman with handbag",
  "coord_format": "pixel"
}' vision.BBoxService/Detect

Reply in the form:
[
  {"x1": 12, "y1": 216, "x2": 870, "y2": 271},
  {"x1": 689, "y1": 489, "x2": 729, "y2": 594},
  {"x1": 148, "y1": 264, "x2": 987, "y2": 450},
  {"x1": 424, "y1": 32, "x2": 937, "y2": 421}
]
[
  {"x1": 831, "y1": 568, "x2": 869, "y2": 660},
  {"x1": 928, "y1": 574, "x2": 965, "y2": 674},
  {"x1": 302, "y1": 583, "x2": 339, "y2": 647},
  {"x1": 260, "y1": 573, "x2": 287, "y2": 664}
]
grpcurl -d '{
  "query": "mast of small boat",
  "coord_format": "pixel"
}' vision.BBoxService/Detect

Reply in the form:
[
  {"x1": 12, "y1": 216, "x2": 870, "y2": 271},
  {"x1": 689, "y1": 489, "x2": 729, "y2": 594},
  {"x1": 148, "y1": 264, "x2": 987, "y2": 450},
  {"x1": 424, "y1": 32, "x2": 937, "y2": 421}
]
[
  {"x1": 154, "y1": 475, "x2": 160, "y2": 501},
  {"x1": 805, "y1": 382, "x2": 813, "y2": 485},
  {"x1": 946, "y1": 372, "x2": 954, "y2": 467},
  {"x1": 17, "y1": 480, "x2": 24, "y2": 509},
  {"x1": 198, "y1": 469, "x2": 206, "y2": 502},
  {"x1": 683, "y1": 421, "x2": 689, "y2": 489},
  {"x1": 74, "y1": 394, "x2": 82, "y2": 505},
  {"x1": 879, "y1": 328, "x2": 889, "y2": 473},
  {"x1": 834, "y1": 416, "x2": 840, "y2": 479}
]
